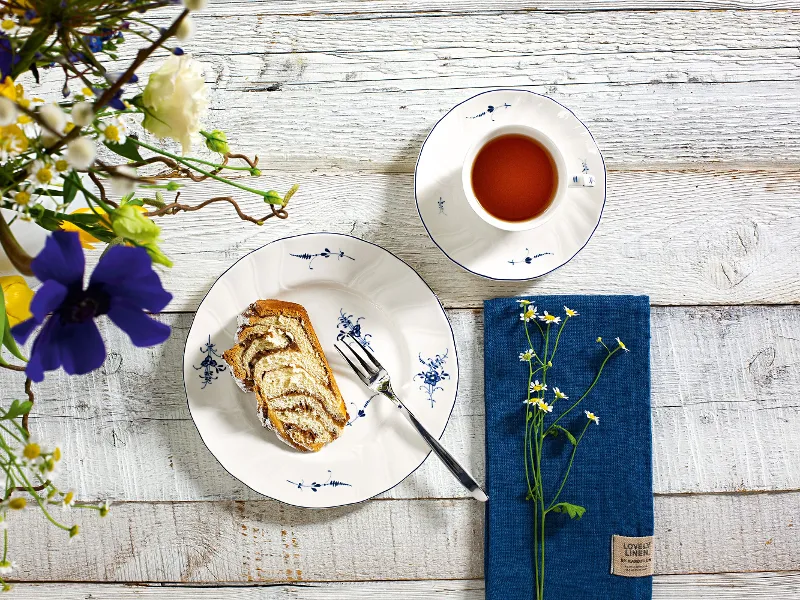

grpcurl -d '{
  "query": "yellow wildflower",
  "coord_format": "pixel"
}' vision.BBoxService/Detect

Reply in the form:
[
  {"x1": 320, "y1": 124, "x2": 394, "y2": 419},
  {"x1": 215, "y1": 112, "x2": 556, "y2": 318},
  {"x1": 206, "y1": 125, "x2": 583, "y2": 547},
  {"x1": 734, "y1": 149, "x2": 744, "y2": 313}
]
[
  {"x1": 55, "y1": 158, "x2": 70, "y2": 172},
  {"x1": 0, "y1": 77, "x2": 15, "y2": 101},
  {"x1": 0, "y1": 123, "x2": 29, "y2": 157},
  {"x1": 0, "y1": 275, "x2": 33, "y2": 326}
]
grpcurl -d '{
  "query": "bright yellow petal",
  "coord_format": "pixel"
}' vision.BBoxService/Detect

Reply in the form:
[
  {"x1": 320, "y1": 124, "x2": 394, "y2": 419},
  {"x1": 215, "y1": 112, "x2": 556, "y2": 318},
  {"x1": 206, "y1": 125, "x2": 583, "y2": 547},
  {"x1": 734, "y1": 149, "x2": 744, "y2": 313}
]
[
  {"x1": 0, "y1": 275, "x2": 34, "y2": 326},
  {"x1": 0, "y1": 76, "x2": 16, "y2": 101},
  {"x1": 60, "y1": 207, "x2": 109, "y2": 250}
]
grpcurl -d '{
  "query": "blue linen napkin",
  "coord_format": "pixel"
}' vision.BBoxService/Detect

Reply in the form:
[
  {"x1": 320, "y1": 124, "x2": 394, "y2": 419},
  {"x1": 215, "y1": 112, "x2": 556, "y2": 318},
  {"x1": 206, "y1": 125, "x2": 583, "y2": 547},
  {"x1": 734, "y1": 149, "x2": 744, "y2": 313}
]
[{"x1": 484, "y1": 295, "x2": 653, "y2": 600}]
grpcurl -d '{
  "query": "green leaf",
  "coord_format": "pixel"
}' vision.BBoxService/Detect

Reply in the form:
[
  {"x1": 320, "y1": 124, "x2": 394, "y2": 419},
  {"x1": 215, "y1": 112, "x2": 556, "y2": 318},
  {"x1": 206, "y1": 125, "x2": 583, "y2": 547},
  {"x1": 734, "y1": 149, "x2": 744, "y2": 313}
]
[
  {"x1": 2, "y1": 399, "x2": 33, "y2": 421},
  {"x1": 0, "y1": 285, "x2": 28, "y2": 363},
  {"x1": 550, "y1": 502, "x2": 586, "y2": 519},
  {"x1": 547, "y1": 424, "x2": 577, "y2": 446},
  {"x1": 104, "y1": 137, "x2": 144, "y2": 162},
  {"x1": 62, "y1": 171, "x2": 81, "y2": 205}
]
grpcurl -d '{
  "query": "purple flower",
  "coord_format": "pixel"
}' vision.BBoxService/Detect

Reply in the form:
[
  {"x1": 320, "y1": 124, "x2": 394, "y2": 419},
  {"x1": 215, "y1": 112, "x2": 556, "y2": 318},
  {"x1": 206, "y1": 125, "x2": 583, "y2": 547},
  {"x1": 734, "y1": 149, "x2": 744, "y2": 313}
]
[
  {"x1": 12, "y1": 232, "x2": 172, "y2": 381},
  {"x1": 0, "y1": 36, "x2": 20, "y2": 80}
]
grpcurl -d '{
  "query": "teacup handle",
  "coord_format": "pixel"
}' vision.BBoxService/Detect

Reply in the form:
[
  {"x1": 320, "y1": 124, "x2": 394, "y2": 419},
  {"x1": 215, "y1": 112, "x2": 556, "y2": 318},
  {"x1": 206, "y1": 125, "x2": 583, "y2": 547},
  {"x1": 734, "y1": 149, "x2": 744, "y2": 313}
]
[
  {"x1": 570, "y1": 160, "x2": 596, "y2": 187},
  {"x1": 571, "y1": 173, "x2": 596, "y2": 187}
]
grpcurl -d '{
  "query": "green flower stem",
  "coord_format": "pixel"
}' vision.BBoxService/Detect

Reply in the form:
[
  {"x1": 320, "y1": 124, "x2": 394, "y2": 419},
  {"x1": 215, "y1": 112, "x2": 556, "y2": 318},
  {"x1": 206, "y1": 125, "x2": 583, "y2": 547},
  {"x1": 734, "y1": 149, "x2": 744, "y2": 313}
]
[
  {"x1": 0, "y1": 423, "x2": 23, "y2": 446},
  {"x1": 549, "y1": 347, "x2": 620, "y2": 431},
  {"x1": 546, "y1": 420, "x2": 591, "y2": 512},
  {"x1": 12, "y1": 464, "x2": 70, "y2": 532},
  {"x1": 548, "y1": 316, "x2": 569, "y2": 363},
  {"x1": 129, "y1": 138, "x2": 280, "y2": 201}
]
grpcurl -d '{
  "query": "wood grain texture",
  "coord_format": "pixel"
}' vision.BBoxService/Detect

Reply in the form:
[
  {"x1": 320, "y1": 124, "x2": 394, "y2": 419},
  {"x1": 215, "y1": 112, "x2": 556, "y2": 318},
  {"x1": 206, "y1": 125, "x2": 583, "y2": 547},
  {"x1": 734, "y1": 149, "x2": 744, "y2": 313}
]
[
  {"x1": 9, "y1": 574, "x2": 800, "y2": 598},
  {"x1": 46, "y1": 9, "x2": 799, "y2": 170},
  {"x1": 2, "y1": 305, "x2": 798, "y2": 501},
  {"x1": 4, "y1": 493, "x2": 799, "y2": 581},
  {"x1": 52, "y1": 170, "x2": 800, "y2": 310}
]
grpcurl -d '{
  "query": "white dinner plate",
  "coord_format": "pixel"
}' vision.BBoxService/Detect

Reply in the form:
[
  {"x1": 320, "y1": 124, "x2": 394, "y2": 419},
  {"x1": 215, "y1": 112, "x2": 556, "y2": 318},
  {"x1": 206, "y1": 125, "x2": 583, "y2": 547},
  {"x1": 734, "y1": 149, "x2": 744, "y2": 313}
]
[
  {"x1": 415, "y1": 89, "x2": 606, "y2": 280},
  {"x1": 184, "y1": 232, "x2": 458, "y2": 508}
]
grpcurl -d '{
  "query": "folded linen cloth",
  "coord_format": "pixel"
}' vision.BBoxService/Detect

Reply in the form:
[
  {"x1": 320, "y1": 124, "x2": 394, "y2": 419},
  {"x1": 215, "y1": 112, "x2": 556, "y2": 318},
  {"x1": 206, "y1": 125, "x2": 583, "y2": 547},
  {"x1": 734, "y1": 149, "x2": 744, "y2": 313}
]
[{"x1": 484, "y1": 295, "x2": 653, "y2": 600}]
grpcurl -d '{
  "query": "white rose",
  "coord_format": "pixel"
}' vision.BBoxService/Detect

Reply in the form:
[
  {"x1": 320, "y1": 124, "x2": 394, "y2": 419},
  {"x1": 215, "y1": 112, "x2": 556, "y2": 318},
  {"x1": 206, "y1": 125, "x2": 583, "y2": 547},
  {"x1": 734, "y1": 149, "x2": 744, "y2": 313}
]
[{"x1": 141, "y1": 55, "x2": 208, "y2": 154}]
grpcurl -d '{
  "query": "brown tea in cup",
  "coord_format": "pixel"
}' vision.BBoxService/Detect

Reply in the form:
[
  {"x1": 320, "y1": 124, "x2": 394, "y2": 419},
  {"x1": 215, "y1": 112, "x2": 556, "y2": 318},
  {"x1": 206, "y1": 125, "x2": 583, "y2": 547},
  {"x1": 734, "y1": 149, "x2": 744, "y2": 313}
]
[{"x1": 470, "y1": 134, "x2": 558, "y2": 223}]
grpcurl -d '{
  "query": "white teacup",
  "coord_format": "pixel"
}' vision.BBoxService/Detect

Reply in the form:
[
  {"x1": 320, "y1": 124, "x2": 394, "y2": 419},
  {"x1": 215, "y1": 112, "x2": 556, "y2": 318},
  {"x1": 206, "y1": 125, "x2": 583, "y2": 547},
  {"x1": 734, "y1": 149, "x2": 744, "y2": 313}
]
[{"x1": 461, "y1": 124, "x2": 592, "y2": 232}]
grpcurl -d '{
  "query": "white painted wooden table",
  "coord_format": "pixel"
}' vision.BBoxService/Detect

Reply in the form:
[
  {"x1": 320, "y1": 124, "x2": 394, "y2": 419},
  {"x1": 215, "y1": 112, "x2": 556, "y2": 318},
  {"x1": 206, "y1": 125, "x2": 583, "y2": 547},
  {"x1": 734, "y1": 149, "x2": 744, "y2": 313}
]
[{"x1": 2, "y1": 1, "x2": 800, "y2": 597}]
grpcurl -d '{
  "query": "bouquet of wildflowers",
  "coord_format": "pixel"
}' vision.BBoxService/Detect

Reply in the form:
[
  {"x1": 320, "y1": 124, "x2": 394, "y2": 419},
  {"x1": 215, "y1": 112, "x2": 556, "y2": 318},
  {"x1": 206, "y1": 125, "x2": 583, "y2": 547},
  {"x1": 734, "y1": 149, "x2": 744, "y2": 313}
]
[
  {"x1": 517, "y1": 301, "x2": 628, "y2": 600},
  {"x1": 0, "y1": 0, "x2": 295, "y2": 588}
]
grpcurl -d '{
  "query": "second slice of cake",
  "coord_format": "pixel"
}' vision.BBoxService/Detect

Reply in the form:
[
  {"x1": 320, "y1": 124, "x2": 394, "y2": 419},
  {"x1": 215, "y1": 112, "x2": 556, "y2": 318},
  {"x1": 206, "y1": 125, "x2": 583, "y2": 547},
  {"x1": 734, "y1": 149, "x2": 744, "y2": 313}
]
[{"x1": 223, "y1": 299, "x2": 349, "y2": 452}]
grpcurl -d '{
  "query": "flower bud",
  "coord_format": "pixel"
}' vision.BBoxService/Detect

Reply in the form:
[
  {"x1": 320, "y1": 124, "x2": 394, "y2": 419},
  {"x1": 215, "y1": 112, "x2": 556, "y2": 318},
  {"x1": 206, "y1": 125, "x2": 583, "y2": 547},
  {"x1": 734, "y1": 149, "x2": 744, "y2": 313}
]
[
  {"x1": 263, "y1": 190, "x2": 282, "y2": 204},
  {"x1": 71, "y1": 101, "x2": 94, "y2": 127},
  {"x1": 39, "y1": 103, "x2": 66, "y2": 134},
  {"x1": 8, "y1": 497, "x2": 26, "y2": 510},
  {"x1": 183, "y1": 0, "x2": 207, "y2": 10},
  {"x1": 69, "y1": 525, "x2": 80, "y2": 538},
  {"x1": 109, "y1": 166, "x2": 138, "y2": 196},
  {"x1": 166, "y1": 181, "x2": 181, "y2": 191},
  {"x1": 110, "y1": 204, "x2": 160, "y2": 245},
  {"x1": 175, "y1": 15, "x2": 195, "y2": 40},
  {"x1": 204, "y1": 129, "x2": 229, "y2": 154},
  {"x1": 66, "y1": 137, "x2": 96, "y2": 170}
]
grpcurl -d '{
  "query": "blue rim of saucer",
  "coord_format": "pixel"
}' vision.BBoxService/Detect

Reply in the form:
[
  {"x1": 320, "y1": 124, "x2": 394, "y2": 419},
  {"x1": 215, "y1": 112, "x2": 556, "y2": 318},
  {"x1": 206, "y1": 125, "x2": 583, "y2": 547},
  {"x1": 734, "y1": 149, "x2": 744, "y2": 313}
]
[
  {"x1": 183, "y1": 232, "x2": 460, "y2": 509},
  {"x1": 414, "y1": 88, "x2": 607, "y2": 281}
]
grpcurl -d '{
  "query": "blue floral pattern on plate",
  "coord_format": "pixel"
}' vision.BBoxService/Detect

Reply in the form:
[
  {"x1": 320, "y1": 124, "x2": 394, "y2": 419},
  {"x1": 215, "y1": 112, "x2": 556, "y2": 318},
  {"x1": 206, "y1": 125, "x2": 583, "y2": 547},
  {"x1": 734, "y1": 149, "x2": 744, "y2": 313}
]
[
  {"x1": 438, "y1": 196, "x2": 446, "y2": 215},
  {"x1": 415, "y1": 349, "x2": 450, "y2": 407},
  {"x1": 194, "y1": 335, "x2": 226, "y2": 389},
  {"x1": 347, "y1": 394, "x2": 377, "y2": 426},
  {"x1": 290, "y1": 248, "x2": 355, "y2": 270},
  {"x1": 336, "y1": 309, "x2": 373, "y2": 350},
  {"x1": 287, "y1": 470, "x2": 352, "y2": 491},
  {"x1": 508, "y1": 248, "x2": 554, "y2": 266}
]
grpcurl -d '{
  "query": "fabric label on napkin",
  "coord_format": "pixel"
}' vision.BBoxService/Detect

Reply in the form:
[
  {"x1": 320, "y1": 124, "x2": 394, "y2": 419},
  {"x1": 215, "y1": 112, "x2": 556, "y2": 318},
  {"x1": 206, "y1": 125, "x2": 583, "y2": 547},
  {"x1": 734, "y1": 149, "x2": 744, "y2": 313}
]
[{"x1": 611, "y1": 535, "x2": 655, "y2": 577}]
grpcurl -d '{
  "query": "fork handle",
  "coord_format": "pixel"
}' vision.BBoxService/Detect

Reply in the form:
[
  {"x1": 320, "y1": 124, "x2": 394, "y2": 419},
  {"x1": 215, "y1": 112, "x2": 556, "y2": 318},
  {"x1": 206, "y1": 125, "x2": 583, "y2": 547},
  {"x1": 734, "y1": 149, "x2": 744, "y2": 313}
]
[{"x1": 386, "y1": 391, "x2": 488, "y2": 502}]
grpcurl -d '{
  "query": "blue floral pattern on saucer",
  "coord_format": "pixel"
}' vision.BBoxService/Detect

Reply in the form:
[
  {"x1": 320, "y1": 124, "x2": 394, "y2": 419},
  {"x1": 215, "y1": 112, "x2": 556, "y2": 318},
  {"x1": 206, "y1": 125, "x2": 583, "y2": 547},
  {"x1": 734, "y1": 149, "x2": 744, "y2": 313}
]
[{"x1": 508, "y1": 248, "x2": 554, "y2": 266}]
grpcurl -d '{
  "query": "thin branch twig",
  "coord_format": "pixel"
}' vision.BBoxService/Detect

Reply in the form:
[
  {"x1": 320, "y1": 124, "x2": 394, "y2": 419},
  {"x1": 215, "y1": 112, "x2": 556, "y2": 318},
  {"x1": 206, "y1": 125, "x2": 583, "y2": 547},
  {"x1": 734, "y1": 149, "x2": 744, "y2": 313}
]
[{"x1": 144, "y1": 195, "x2": 288, "y2": 224}]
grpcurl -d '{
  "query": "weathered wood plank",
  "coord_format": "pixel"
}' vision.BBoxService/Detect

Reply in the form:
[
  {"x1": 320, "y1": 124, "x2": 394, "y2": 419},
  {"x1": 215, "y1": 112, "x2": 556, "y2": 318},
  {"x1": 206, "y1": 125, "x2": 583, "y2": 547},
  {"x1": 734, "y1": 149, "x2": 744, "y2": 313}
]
[
  {"x1": 208, "y1": 1, "x2": 800, "y2": 15},
  {"x1": 36, "y1": 169, "x2": 800, "y2": 310},
  {"x1": 9, "y1": 573, "x2": 800, "y2": 598},
  {"x1": 2, "y1": 305, "x2": 798, "y2": 500},
  {"x1": 4, "y1": 493, "x2": 799, "y2": 581},
  {"x1": 39, "y1": 9, "x2": 799, "y2": 169}
]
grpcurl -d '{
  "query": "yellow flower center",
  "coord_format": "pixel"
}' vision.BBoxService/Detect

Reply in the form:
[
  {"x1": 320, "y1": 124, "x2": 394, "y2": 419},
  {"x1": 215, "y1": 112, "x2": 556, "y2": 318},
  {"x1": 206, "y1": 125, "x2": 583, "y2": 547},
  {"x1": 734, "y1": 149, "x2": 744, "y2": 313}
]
[
  {"x1": 104, "y1": 124, "x2": 121, "y2": 143},
  {"x1": 53, "y1": 447, "x2": 62, "y2": 461},
  {"x1": 14, "y1": 190, "x2": 30, "y2": 205},
  {"x1": 64, "y1": 491, "x2": 74, "y2": 505},
  {"x1": 23, "y1": 442, "x2": 41, "y2": 459},
  {"x1": 1, "y1": 19, "x2": 15, "y2": 31},
  {"x1": 55, "y1": 159, "x2": 69, "y2": 172},
  {"x1": 35, "y1": 167, "x2": 53, "y2": 184},
  {"x1": 8, "y1": 498, "x2": 26, "y2": 510}
]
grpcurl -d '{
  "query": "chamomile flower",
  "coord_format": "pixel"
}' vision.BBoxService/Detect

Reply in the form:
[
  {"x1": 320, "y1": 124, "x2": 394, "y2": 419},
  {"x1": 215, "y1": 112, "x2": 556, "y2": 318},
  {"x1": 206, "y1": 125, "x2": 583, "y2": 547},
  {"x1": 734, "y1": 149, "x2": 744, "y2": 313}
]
[
  {"x1": 553, "y1": 387, "x2": 568, "y2": 400},
  {"x1": 29, "y1": 159, "x2": 54, "y2": 185},
  {"x1": 530, "y1": 380, "x2": 547, "y2": 393},
  {"x1": 98, "y1": 118, "x2": 127, "y2": 145},
  {"x1": 54, "y1": 158, "x2": 71, "y2": 173},
  {"x1": 71, "y1": 101, "x2": 94, "y2": 127},
  {"x1": 539, "y1": 311, "x2": 561, "y2": 325},
  {"x1": 536, "y1": 399, "x2": 553, "y2": 413},
  {"x1": 99, "y1": 500, "x2": 111, "y2": 517},
  {"x1": 0, "y1": 560, "x2": 16, "y2": 575},
  {"x1": 519, "y1": 349, "x2": 535, "y2": 362},
  {"x1": 564, "y1": 306, "x2": 579, "y2": 317},
  {"x1": 62, "y1": 490, "x2": 75, "y2": 508},
  {"x1": 0, "y1": 16, "x2": 19, "y2": 35},
  {"x1": 66, "y1": 136, "x2": 96, "y2": 170},
  {"x1": 520, "y1": 306, "x2": 538, "y2": 322},
  {"x1": 616, "y1": 337, "x2": 629, "y2": 352},
  {"x1": 517, "y1": 299, "x2": 531, "y2": 306},
  {"x1": 585, "y1": 410, "x2": 600, "y2": 425},
  {"x1": 523, "y1": 398, "x2": 538, "y2": 405},
  {"x1": 10, "y1": 183, "x2": 35, "y2": 206},
  {"x1": 39, "y1": 103, "x2": 66, "y2": 134}
]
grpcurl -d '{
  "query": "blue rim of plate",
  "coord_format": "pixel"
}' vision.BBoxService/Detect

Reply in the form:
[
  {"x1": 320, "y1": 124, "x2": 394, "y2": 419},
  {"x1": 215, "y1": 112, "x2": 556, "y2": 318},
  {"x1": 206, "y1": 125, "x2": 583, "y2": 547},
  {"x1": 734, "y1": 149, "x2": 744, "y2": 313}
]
[
  {"x1": 183, "y1": 231, "x2": 460, "y2": 509},
  {"x1": 414, "y1": 88, "x2": 607, "y2": 282}
]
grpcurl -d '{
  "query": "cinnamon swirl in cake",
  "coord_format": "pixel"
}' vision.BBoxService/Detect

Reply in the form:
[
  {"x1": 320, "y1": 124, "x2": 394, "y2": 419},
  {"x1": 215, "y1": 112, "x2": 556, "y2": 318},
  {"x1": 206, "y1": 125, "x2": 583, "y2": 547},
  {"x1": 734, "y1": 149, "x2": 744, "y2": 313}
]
[{"x1": 223, "y1": 300, "x2": 348, "y2": 452}]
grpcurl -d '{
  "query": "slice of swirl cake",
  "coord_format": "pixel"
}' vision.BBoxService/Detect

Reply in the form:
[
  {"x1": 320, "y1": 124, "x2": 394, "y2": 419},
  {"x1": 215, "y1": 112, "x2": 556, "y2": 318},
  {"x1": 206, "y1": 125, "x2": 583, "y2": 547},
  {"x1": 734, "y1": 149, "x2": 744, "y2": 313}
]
[{"x1": 223, "y1": 300, "x2": 348, "y2": 452}]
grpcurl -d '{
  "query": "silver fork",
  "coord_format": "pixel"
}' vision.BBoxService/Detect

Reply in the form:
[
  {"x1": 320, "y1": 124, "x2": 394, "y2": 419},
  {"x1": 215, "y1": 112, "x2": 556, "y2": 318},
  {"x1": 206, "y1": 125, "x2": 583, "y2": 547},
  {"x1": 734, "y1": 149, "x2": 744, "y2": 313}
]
[{"x1": 334, "y1": 333, "x2": 488, "y2": 502}]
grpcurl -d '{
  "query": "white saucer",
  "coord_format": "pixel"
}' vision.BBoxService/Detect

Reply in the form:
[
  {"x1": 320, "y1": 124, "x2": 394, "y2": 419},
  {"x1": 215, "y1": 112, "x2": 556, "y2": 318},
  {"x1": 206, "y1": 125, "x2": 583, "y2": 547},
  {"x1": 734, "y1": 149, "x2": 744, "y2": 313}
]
[
  {"x1": 184, "y1": 233, "x2": 458, "y2": 508},
  {"x1": 415, "y1": 89, "x2": 606, "y2": 280}
]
